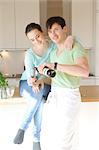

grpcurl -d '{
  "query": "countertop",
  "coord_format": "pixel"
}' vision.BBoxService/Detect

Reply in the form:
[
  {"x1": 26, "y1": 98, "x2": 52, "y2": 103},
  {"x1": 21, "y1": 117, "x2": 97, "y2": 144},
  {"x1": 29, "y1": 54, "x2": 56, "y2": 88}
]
[
  {"x1": 4, "y1": 74, "x2": 21, "y2": 78},
  {"x1": 0, "y1": 85, "x2": 99, "y2": 104}
]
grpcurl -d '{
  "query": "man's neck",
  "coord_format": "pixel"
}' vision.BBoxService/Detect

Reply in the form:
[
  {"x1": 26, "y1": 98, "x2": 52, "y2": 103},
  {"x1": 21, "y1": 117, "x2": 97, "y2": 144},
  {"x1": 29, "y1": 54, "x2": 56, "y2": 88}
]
[{"x1": 56, "y1": 39, "x2": 66, "y2": 51}]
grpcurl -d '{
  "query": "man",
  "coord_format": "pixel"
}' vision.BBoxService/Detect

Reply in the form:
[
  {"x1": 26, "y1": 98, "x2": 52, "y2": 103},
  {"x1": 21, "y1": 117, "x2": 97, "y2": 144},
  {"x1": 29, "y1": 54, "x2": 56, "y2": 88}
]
[{"x1": 38, "y1": 16, "x2": 89, "y2": 150}]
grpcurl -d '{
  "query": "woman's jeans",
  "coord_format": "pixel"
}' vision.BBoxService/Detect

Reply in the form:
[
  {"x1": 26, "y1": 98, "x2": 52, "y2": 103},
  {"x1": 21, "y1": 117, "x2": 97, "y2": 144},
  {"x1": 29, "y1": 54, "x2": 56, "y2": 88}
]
[{"x1": 19, "y1": 80, "x2": 51, "y2": 142}]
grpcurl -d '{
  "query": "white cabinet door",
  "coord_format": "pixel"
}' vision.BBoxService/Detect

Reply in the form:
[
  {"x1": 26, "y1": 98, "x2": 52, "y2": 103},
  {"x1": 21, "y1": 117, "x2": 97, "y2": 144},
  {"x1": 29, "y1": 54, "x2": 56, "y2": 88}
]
[
  {"x1": 0, "y1": 0, "x2": 15, "y2": 49},
  {"x1": 72, "y1": 0, "x2": 93, "y2": 48},
  {"x1": 15, "y1": 0, "x2": 40, "y2": 49},
  {"x1": 95, "y1": 13, "x2": 99, "y2": 76},
  {"x1": 0, "y1": 0, "x2": 40, "y2": 49},
  {"x1": 96, "y1": 0, "x2": 99, "y2": 11}
]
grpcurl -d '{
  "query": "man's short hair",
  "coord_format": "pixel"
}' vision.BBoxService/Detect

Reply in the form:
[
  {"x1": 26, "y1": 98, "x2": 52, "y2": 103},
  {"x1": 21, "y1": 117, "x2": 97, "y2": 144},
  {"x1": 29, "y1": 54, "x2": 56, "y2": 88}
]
[{"x1": 46, "y1": 16, "x2": 66, "y2": 30}]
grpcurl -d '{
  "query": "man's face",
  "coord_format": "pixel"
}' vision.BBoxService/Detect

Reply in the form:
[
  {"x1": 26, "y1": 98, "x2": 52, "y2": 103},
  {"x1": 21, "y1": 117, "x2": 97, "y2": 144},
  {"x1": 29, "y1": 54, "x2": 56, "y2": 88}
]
[
  {"x1": 27, "y1": 29, "x2": 45, "y2": 49},
  {"x1": 47, "y1": 23, "x2": 67, "y2": 44}
]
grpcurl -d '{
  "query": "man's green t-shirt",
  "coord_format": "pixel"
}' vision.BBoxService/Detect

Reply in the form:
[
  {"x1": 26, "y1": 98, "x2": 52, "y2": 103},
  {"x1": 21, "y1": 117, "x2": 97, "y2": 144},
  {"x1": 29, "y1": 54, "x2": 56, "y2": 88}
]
[{"x1": 50, "y1": 42, "x2": 87, "y2": 88}]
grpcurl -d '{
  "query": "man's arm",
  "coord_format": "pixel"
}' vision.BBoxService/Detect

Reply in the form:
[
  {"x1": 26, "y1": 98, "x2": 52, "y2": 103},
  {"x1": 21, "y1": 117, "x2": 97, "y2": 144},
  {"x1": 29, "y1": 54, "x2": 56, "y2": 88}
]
[
  {"x1": 37, "y1": 56, "x2": 89, "y2": 78},
  {"x1": 55, "y1": 56, "x2": 89, "y2": 77}
]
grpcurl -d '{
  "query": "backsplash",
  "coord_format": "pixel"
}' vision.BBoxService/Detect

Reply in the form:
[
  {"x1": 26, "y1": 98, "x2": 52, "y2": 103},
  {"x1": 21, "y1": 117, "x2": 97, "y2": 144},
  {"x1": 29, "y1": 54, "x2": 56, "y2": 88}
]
[
  {"x1": 0, "y1": 49, "x2": 95, "y2": 77},
  {"x1": 0, "y1": 50, "x2": 25, "y2": 76}
]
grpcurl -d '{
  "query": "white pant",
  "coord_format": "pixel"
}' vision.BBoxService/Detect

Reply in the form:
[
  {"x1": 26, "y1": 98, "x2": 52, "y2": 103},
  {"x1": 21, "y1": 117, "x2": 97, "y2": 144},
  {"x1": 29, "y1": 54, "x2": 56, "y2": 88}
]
[{"x1": 40, "y1": 86, "x2": 81, "y2": 150}]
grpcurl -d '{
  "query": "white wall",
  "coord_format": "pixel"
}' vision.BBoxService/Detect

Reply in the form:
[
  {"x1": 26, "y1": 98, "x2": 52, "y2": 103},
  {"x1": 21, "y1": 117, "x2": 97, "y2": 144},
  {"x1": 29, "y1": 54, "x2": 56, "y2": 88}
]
[
  {"x1": 72, "y1": 0, "x2": 94, "y2": 48},
  {"x1": 0, "y1": 51, "x2": 25, "y2": 75}
]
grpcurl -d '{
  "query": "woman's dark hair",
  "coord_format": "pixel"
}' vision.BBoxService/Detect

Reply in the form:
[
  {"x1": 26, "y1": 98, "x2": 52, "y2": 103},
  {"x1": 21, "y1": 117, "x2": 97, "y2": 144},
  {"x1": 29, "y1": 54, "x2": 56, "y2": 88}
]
[
  {"x1": 25, "y1": 23, "x2": 43, "y2": 36},
  {"x1": 46, "y1": 16, "x2": 66, "y2": 30}
]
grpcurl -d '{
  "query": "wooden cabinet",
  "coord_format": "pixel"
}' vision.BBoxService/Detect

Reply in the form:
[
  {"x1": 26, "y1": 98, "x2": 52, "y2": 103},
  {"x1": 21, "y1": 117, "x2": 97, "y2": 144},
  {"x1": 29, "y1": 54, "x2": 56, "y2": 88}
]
[
  {"x1": 0, "y1": 0, "x2": 40, "y2": 50},
  {"x1": 72, "y1": 0, "x2": 94, "y2": 48},
  {"x1": 80, "y1": 85, "x2": 99, "y2": 102}
]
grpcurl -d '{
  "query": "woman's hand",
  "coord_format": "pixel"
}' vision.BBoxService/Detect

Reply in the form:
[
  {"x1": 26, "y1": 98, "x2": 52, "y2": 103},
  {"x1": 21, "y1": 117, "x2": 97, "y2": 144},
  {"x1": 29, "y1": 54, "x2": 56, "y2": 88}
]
[
  {"x1": 32, "y1": 79, "x2": 44, "y2": 93},
  {"x1": 27, "y1": 77, "x2": 37, "y2": 86}
]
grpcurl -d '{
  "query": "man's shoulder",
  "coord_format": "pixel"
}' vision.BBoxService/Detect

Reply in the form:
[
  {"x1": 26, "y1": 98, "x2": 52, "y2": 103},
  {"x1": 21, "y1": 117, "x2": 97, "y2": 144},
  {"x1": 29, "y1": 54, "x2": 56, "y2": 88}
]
[
  {"x1": 72, "y1": 41, "x2": 84, "y2": 51},
  {"x1": 72, "y1": 41, "x2": 87, "y2": 58}
]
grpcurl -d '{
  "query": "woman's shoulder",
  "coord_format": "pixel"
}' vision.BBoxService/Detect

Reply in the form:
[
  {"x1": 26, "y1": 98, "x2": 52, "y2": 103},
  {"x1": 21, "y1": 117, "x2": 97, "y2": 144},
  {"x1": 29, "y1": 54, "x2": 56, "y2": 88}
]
[{"x1": 25, "y1": 48, "x2": 35, "y2": 57}]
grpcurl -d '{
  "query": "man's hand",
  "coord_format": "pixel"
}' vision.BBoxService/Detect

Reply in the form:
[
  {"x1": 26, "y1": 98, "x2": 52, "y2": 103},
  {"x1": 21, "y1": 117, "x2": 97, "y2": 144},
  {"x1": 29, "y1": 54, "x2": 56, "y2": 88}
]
[
  {"x1": 37, "y1": 63, "x2": 54, "y2": 75},
  {"x1": 37, "y1": 63, "x2": 46, "y2": 74}
]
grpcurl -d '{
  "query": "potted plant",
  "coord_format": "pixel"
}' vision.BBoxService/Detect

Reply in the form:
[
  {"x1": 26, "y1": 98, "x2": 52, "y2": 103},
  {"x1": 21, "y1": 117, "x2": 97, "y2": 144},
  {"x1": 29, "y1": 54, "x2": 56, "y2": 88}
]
[{"x1": 0, "y1": 72, "x2": 8, "y2": 99}]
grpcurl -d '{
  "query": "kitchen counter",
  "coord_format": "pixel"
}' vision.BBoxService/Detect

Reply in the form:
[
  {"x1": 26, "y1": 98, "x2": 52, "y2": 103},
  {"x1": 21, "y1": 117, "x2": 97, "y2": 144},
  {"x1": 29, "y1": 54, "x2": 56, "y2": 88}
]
[
  {"x1": 4, "y1": 74, "x2": 21, "y2": 78},
  {"x1": 0, "y1": 85, "x2": 99, "y2": 104},
  {"x1": 0, "y1": 97, "x2": 26, "y2": 105}
]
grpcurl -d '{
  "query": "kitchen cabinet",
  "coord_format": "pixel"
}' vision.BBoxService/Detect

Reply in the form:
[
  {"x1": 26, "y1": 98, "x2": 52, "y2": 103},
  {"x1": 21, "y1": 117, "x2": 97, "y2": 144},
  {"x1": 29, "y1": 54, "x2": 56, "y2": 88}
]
[
  {"x1": 15, "y1": 0, "x2": 40, "y2": 49},
  {"x1": 95, "y1": 8, "x2": 99, "y2": 76},
  {"x1": 0, "y1": 0, "x2": 15, "y2": 49},
  {"x1": 0, "y1": 0, "x2": 40, "y2": 50},
  {"x1": 72, "y1": 0, "x2": 94, "y2": 48},
  {"x1": 96, "y1": 0, "x2": 99, "y2": 11},
  {"x1": 80, "y1": 85, "x2": 99, "y2": 102}
]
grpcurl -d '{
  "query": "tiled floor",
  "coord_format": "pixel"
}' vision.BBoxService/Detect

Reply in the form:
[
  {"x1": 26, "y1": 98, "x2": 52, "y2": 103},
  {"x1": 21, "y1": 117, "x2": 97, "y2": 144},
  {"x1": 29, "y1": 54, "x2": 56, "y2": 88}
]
[{"x1": 0, "y1": 100, "x2": 99, "y2": 150}]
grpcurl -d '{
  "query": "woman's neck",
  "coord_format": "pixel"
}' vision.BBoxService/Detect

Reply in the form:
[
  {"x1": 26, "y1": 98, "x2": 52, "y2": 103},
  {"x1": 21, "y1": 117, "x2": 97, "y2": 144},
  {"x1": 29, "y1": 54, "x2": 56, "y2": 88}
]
[{"x1": 33, "y1": 40, "x2": 49, "y2": 57}]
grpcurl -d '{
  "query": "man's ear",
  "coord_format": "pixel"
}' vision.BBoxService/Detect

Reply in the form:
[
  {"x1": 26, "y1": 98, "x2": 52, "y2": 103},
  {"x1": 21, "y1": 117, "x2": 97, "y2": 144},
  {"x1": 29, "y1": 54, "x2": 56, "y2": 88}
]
[{"x1": 63, "y1": 26, "x2": 68, "y2": 33}]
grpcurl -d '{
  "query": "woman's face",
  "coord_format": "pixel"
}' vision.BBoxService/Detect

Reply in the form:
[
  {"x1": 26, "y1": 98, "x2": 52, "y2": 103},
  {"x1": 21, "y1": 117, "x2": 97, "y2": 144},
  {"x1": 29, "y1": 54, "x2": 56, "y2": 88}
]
[{"x1": 27, "y1": 29, "x2": 45, "y2": 49}]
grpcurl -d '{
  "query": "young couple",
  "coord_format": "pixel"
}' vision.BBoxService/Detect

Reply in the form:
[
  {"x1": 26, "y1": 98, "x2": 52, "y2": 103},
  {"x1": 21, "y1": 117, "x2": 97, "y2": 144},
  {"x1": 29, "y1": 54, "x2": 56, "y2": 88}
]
[{"x1": 13, "y1": 16, "x2": 89, "y2": 150}]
